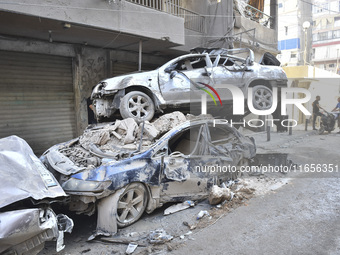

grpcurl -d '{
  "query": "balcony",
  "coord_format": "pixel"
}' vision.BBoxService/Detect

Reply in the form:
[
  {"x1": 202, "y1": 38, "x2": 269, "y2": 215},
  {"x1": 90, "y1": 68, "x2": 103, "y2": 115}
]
[
  {"x1": 126, "y1": 0, "x2": 205, "y2": 33},
  {"x1": 233, "y1": 0, "x2": 278, "y2": 55}
]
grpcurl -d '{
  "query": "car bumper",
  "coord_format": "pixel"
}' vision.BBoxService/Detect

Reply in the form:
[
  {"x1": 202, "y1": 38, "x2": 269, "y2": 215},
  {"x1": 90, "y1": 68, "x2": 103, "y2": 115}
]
[{"x1": 0, "y1": 208, "x2": 73, "y2": 255}]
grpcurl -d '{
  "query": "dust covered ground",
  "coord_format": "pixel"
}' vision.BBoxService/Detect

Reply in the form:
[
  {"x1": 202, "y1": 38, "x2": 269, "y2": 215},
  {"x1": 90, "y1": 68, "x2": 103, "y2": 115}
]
[{"x1": 42, "y1": 130, "x2": 340, "y2": 255}]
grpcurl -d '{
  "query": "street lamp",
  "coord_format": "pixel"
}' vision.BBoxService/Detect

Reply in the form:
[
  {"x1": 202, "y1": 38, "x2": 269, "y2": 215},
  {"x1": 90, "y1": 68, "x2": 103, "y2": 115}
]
[{"x1": 303, "y1": 21, "x2": 311, "y2": 66}]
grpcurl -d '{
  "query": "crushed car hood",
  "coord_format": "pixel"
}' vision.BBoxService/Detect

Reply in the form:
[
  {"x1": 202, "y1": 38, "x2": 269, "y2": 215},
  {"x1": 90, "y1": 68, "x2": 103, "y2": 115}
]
[{"x1": 0, "y1": 136, "x2": 66, "y2": 208}]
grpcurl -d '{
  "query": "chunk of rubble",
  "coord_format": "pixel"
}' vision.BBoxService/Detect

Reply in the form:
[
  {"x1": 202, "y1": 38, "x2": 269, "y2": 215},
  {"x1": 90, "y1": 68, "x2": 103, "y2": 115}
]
[
  {"x1": 208, "y1": 185, "x2": 232, "y2": 205},
  {"x1": 152, "y1": 111, "x2": 186, "y2": 133},
  {"x1": 148, "y1": 229, "x2": 173, "y2": 244},
  {"x1": 164, "y1": 200, "x2": 195, "y2": 215},
  {"x1": 139, "y1": 121, "x2": 160, "y2": 140}
]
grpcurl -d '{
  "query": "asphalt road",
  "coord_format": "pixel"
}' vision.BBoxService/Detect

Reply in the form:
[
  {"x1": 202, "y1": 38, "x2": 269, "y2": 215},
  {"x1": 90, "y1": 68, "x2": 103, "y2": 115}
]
[{"x1": 172, "y1": 134, "x2": 340, "y2": 255}]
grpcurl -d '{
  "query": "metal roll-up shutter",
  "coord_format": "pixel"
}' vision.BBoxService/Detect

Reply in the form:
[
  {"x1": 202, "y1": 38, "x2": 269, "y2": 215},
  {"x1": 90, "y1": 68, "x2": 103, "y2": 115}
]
[
  {"x1": 112, "y1": 62, "x2": 138, "y2": 77},
  {"x1": 0, "y1": 50, "x2": 76, "y2": 155},
  {"x1": 112, "y1": 61, "x2": 159, "y2": 77}
]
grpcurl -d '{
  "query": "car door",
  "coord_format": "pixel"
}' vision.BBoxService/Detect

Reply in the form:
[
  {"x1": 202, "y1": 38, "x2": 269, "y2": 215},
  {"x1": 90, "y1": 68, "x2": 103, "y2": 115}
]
[
  {"x1": 158, "y1": 124, "x2": 223, "y2": 202},
  {"x1": 206, "y1": 123, "x2": 240, "y2": 181},
  {"x1": 158, "y1": 56, "x2": 211, "y2": 104},
  {"x1": 208, "y1": 55, "x2": 248, "y2": 103}
]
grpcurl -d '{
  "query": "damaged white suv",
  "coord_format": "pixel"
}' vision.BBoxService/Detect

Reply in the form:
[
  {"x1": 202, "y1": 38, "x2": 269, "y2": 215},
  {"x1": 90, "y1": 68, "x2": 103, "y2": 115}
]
[{"x1": 92, "y1": 48, "x2": 287, "y2": 124}]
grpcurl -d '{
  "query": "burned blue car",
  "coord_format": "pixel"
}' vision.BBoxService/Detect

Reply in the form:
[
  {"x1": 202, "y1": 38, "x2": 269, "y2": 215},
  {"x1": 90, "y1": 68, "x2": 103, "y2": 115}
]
[{"x1": 40, "y1": 112, "x2": 256, "y2": 237}]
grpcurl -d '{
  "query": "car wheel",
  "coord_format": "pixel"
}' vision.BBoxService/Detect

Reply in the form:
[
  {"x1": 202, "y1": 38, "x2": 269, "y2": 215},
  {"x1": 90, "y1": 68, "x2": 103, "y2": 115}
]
[
  {"x1": 120, "y1": 91, "x2": 155, "y2": 123},
  {"x1": 116, "y1": 183, "x2": 148, "y2": 228},
  {"x1": 233, "y1": 158, "x2": 249, "y2": 179},
  {"x1": 318, "y1": 125, "x2": 325, "y2": 135},
  {"x1": 252, "y1": 85, "x2": 273, "y2": 110}
]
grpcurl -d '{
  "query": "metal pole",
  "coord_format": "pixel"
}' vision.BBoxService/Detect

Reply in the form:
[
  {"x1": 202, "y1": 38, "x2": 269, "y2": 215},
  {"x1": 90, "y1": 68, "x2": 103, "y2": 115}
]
[
  {"x1": 138, "y1": 39, "x2": 142, "y2": 71},
  {"x1": 304, "y1": 28, "x2": 307, "y2": 65},
  {"x1": 337, "y1": 49, "x2": 339, "y2": 74},
  {"x1": 289, "y1": 122, "x2": 292, "y2": 135},
  {"x1": 267, "y1": 125, "x2": 270, "y2": 141}
]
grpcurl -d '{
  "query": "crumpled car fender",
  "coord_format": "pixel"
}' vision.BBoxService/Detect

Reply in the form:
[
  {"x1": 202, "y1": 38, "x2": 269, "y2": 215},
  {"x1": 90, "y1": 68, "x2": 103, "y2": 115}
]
[{"x1": 88, "y1": 187, "x2": 125, "y2": 240}]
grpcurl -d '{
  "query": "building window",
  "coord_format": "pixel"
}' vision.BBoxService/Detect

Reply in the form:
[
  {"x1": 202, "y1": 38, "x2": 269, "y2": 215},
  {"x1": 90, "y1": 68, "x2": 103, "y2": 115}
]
[
  {"x1": 313, "y1": 34, "x2": 317, "y2": 42},
  {"x1": 278, "y1": 2, "x2": 283, "y2": 8},
  {"x1": 318, "y1": 31, "x2": 329, "y2": 41},
  {"x1": 329, "y1": 64, "x2": 335, "y2": 68},
  {"x1": 335, "y1": 17, "x2": 340, "y2": 27},
  {"x1": 291, "y1": 53, "x2": 297, "y2": 58},
  {"x1": 284, "y1": 26, "x2": 288, "y2": 36},
  {"x1": 313, "y1": 3, "x2": 328, "y2": 13},
  {"x1": 333, "y1": 30, "x2": 340, "y2": 39}
]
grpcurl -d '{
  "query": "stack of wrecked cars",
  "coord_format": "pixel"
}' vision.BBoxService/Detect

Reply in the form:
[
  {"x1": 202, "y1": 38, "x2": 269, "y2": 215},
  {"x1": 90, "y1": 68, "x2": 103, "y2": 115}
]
[
  {"x1": 40, "y1": 112, "x2": 256, "y2": 237},
  {"x1": 0, "y1": 136, "x2": 73, "y2": 255},
  {"x1": 91, "y1": 48, "x2": 287, "y2": 129}
]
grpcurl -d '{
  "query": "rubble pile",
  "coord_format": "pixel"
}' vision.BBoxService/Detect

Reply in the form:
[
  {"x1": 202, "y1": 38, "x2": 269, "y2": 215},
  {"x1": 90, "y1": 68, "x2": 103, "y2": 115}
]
[
  {"x1": 59, "y1": 112, "x2": 189, "y2": 167},
  {"x1": 208, "y1": 183, "x2": 255, "y2": 206},
  {"x1": 208, "y1": 185, "x2": 233, "y2": 205}
]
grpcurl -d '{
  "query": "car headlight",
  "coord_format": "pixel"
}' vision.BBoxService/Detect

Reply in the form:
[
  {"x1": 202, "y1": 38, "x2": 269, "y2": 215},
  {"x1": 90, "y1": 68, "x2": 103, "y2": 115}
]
[
  {"x1": 62, "y1": 178, "x2": 111, "y2": 193},
  {"x1": 91, "y1": 82, "x2": 108, "y2": 98}
]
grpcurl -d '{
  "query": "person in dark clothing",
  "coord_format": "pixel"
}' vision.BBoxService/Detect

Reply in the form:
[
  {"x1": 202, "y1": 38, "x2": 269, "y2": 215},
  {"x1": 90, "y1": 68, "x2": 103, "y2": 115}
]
[
  {"x1": 312, "y1": 95, "x2": 323, "y2": 130},
  {"x1": 87, "y1": 96, "x2": 97, "y2": 125}
]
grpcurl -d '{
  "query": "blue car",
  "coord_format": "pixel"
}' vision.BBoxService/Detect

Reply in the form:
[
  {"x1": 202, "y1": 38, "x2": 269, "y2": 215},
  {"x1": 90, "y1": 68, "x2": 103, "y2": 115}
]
[{"x1": 41, "y1": 114, "x2": 256, "y2": 237}]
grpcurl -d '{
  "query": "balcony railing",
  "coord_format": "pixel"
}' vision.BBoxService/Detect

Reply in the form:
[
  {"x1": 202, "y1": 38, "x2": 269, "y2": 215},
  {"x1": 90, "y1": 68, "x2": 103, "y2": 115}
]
[
  {"x1": 125, "y1": 0, "x2": 205, "y2": 33},
  {"x1": 234, "y1": 0, "x2": 272, "y2": 28},
  {"x1": 125, "y1": 0, "x2": 164, "y2": 11}
]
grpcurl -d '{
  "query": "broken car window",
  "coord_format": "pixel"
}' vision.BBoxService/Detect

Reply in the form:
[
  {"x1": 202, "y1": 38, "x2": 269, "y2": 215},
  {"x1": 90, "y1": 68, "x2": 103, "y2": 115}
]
[
  {"x1": 172, "y1": 57, "x2": 207, "y2": 71},
  {"x1": 168, "y1": 125, "x2": 205, "y2": 156},
  {"x1": 208, "y1": 125, "x2": 238, "y2": 145}
]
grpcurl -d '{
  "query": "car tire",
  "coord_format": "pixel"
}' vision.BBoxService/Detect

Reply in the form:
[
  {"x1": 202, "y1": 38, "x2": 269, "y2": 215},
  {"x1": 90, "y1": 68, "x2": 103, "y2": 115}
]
[
  {"x1": 116, "y1": 183, "x2": 148, "y2": 228},
  {"x1": 120, "y1": 91, "x2": 155, "y2": 123},
  {"x1": 233, "y1": 158, "x2": 249, "y2": 179},
  {"x1": 252, "y1": 85, "x2": 273, "y2": 110},
  {"x1": 318, "y1": 125, "x2": 325, "y2": 135}
]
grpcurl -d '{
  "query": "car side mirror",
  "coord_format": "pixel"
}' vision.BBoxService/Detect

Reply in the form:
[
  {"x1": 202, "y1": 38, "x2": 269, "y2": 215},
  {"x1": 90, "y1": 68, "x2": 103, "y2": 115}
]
[{"x1": 170, "y1": 70, "x2": 178, "y2": 79}]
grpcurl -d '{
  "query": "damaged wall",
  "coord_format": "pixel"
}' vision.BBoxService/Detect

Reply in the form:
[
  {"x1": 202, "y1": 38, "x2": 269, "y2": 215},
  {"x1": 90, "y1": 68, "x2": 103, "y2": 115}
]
[
  {"x1": 0, "y1": 37, "x2": 178, "y2": 153},
  {"x1": 74, "y1": 47, "x2": 109, "y2": 134}
]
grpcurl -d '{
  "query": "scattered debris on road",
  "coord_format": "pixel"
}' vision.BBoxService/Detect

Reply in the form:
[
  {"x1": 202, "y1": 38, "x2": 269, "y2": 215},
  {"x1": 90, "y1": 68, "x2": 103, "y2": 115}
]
[{"x1": 148, "y1": 229, "x2": 174, "y2": 244}]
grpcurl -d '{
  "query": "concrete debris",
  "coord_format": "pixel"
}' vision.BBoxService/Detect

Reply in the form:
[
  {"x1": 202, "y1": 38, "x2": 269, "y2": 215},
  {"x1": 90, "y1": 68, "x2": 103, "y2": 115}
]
[
  {"x1": 152, "y1": 111, "x2": 186, "y2": 133},
  {"x1": 185, "y1": 231, "x2": 193, "y2": 236},
  {"x1": 124, "y1": 232, "x2": 139, "y2": 238},
  {"x1": 208, "y1": 185, "x2": 232, "y2": 205},
  {"x1": 148, "y1": 229, "x2": 173, "y2": 244},
  {"x1": 237, "y1": 187, "x2": 255, "y2": 195},
  {"x1": 196, "y1": 210, "x2": 210, "y2": 220},
  {"x1": 140, "y1": 121, "x2": 160, "y2": 140},
  {"x1": 62, "y1": 112, "x2": 191, "y2": 168},
  {"x1": 183, "y1": 221, "x2": 197, "y2": 230},
  {"x1": 125, "y1": 242, "x2": 138, "y2": 254},
  {"x1": 114, "y1": 118, "x2": 138, "y2": 144},
  {"x1": 164, "y1": 201, "x2": 195, "y2": 215}
]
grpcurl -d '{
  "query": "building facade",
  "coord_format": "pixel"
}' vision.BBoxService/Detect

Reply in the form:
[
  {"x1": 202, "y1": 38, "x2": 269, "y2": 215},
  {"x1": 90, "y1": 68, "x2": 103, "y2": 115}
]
[
  {"x1": 276, "y1": 0, "x2": 312, "y2": 66},
  {"x1": 312, "y1": 0, "x2": 340, "y2": 73}
]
